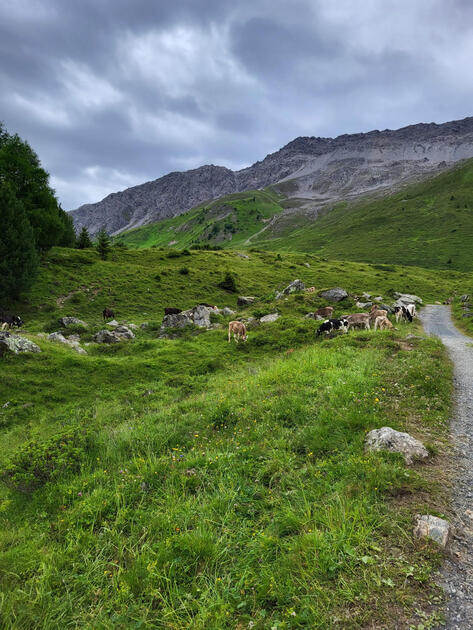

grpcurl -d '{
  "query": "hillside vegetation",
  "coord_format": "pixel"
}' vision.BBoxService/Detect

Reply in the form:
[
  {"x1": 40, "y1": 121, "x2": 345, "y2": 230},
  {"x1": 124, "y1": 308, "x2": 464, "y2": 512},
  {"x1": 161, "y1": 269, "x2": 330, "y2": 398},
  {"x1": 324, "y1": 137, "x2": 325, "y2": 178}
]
[
  {"x1": 118, "y1": 159, "x2": 473, "y2": 271},
  {"x1": 0, "y1": 247, "x2": 465, "y2": 627}
]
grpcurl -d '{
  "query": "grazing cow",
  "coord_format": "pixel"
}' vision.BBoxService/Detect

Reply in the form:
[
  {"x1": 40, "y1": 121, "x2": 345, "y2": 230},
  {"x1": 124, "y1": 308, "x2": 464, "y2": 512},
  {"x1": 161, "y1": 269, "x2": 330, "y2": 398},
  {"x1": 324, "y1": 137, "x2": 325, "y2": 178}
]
[
  {"x1": 305, "y1": 287, "x2": 316, "y2": 293},
  {"x1": 346, "y1": 313, "x2": 371, "y2": 330},
  {"x1": 164, "y1": 307, "x2": 182, "y2": 316},
  {"x1": 228, "y1": 320, "x2": 247, "y2": 343},
  {"x1": 394, "y1": 305, "x2": 413, "y2": 323},
  {"x1": 316, "y1": 318, "x2": 349, "y2": 336},
  {"x1": 314, "y1": 306, "x2": 334, "y2": 320},
  {"x1": 374, "y1": 315, "x2": 393, "y2": 331},
  {"x1": 405, "y1": 303, "x2": 416, "y2": 319},
  {"x1": 369, "y1": 308, "x2": 388, "y2": 322},
  {"x1": 0, "y1": 313, "x2": 23, "y2": 330},
  {"x1": 103, "y1": 307, "x2": 115, "y2": 321}
]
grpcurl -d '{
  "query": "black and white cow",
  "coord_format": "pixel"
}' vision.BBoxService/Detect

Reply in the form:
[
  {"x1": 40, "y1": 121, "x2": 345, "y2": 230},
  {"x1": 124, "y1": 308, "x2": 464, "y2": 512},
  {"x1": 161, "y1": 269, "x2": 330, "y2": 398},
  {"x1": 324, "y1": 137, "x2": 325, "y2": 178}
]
[
  {"x1": 0, "y1": 313, "x2": 24, "y2": 330},
  {"x1": 316, "y1": 317, "x2": 349, "y2": 336},
  {"x1": 393, "y1": 305, "x2": 414, "y2": 323}
]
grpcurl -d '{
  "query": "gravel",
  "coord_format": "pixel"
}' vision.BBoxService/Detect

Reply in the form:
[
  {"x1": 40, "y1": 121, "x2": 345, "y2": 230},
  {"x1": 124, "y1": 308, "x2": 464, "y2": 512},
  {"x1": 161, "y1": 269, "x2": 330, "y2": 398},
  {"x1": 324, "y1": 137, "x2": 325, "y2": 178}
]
[{"x1": 421, "y1": 305, "x2": 473, "y2": 629}]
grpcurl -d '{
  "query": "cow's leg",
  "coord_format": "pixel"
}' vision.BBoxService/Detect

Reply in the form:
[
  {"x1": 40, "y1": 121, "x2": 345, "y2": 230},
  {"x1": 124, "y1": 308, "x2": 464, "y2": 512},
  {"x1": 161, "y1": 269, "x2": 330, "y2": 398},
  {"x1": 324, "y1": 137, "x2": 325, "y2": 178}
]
[{"x1": 228, "y1": 328, "x2": 231, "y2": 343}]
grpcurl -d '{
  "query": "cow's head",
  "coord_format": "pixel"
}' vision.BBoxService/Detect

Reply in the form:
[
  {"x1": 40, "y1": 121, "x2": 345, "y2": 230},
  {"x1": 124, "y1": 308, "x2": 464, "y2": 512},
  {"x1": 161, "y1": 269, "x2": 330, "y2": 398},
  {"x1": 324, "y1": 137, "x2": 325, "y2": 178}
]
[{"x1": 12, "y1": 316, "x2": 23, "y2": 327}]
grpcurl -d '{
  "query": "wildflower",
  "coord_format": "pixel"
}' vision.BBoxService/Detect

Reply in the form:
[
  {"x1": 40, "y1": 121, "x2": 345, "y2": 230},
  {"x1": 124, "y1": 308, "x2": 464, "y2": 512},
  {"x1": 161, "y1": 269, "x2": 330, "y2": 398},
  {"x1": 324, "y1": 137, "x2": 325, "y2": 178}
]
[{"x1": 77, "y1": 492, "x2": 82, "y2": 497}]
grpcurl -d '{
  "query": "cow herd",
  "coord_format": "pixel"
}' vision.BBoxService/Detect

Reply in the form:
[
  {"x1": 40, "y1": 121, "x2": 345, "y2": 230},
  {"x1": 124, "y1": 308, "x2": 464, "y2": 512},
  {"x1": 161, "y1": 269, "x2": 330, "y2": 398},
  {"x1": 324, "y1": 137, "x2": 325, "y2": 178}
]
[{"x1": 316, "y1": 303, "x2": 417, "y2": 337}]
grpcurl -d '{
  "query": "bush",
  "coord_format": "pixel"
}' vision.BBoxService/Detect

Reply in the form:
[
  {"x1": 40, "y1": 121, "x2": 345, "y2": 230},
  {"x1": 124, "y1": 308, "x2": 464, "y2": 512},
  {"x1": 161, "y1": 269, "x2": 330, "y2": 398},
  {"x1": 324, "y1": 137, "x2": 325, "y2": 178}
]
[
  {"x1": 179, "y1": 267, "x2": 190, "y2": 275},
  {"x1": 154, "y1": 273, "x2": 161, "y2": 282},
  {"x1": 0, "y1": 428, "x2": 91, "y2": 493},
  {"x1": 218, "y1": 272, "x2": 238, "y2": 293}
]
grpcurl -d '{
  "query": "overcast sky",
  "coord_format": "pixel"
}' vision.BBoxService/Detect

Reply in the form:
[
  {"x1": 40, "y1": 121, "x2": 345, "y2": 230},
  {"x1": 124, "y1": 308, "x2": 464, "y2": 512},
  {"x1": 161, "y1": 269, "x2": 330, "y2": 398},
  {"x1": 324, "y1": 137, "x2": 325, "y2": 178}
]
[{"x1": 1, "y1": 0, "x2": 473, "y2": 210}]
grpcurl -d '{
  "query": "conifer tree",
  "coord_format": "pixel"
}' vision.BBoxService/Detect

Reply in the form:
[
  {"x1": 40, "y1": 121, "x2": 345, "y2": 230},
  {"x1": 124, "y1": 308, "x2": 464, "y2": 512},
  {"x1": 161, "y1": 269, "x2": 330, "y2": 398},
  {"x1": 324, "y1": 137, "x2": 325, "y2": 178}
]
[
  {"x1": 77, "y1": 226, "x2": 93, "y2": 249},
  {"x1": 96, "y1": 228, "x2": 111, "y2": 260},
  {"x1": 0, "y1": 183, "x2": 39, "y2": 300}
]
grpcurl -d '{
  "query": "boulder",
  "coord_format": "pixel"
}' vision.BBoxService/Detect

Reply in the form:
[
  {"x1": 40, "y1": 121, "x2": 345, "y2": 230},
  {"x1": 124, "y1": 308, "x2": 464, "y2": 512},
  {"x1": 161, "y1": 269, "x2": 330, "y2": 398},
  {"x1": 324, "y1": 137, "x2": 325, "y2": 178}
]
[
  {"x1": 413, "y1": 515, "x2": 451, "y2": 547},
  {"x1": 114, "y1": 325, "x2": 135, "y2": 340},
  {"x1": 192, "y1": 305, "x2": 213, "y2": 328},
  {"x1": 93, "y1": 330, "x2": 121, "y2": 343},
  {"x1": 106, "y1": 319, "x2": 119, "y2": 327},
  {"x1": 260, "y1": 313, "x2": 280, "y2": 323},
  {"x1": 318, "y1": 287, "x2": 348, "y2": 302},
  {"x1": 462, "y1": 313, "x2": 473, "y2": 318},
  {"x1": 460, "y1": 294, "x2": 470, "y2": 302},
  {"x1": 0, "y1": 332, "x2": 41, "y2": 356},
  {"x1": 237, "y1": 296, "x2": 257, "y2": 307},
  {"x1": 393, "y1": 292, "x2": 423, "y2": 305},
  {"x1": 160, "y1": 305, "x2": 214, "y2": 331},
  {"x1": 365, "y1": 427, "x2": 428, "y2": 464},
  {"x1": 362, "y1": 292, "x2": 372, "y2": 299},
  {"x1": 373, "y1": 296, "x2": 383, "y2": 302},
  {"x1": 222, "y1": 307, "x2": 236, "y2": 316},
  {"x1": 356, "y1": 301, "x2": 372, "y2": 309},
  {"x1": 59, "y1": 317, "x2": 88, "y2": 328},
  {"x1": 127, "y1": 323, "x2": 139, "y2": 330},
  {"x1": 276, "y1": 279, "x2": 305, "y2": 299}
]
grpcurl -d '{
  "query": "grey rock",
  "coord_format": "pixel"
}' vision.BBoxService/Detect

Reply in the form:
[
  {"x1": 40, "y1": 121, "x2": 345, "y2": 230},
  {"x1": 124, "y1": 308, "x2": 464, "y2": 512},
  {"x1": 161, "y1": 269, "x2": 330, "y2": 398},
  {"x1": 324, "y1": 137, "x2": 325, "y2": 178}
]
[
  {"x1": 237, "y1": 296, "x2": 257, "y2": 307},
  {"x1": 106, "y1": 319, "x2": 119, "y2": 327},
  {"x1": 222, "y1": 307, "x2": 236, "y2": 316},
  {"x1": 462, "y1": 313, "x2": 473, "y2": 318},
  {"x1": 460, "y1": 294, "x2": 470, "y2": 302},
  {"x1": 393, "y1": 292, "x2": 423, "y2": 305},
  {"x1": 276, "y1": 279, "x2": 305, "y2": 300},
  {"x1": 93, "y1": 330, "x2": 121, "y2": 343},
  {"x1": 192, "y1": 305, "x2": 213, "y2": 328},
  {"x1": 70, "y1": 117, "x2": 473, "y2": 238},
  {"x1": 114, "y1": 325, "x2": 135, "y2": 339},
  {"x1": 413, "y1": 514, "x2": 451, "y2": 547},
  {"x1": 160, "y1": 305, "x2": 214, "y2": 331},
  {"x1": 373, "y1": 296, "x2": 383, "y2": 302},
  {"x1": 318, "y1": 287, "x2": 348, "y2": 302},
  {"x1": 237, "y1": 253, "x2": 249, "y2": 259},
  {"x1": 59, "y1": 316, "x2": 88, "y2": 328},
  {"x1": 356, "y1": 301, "x2": 372, "y2": 309},
  {"x1": 127, "y1": 323, "x2": 139, "y2": 330},
  {"x1": 365, "y1": 426, "x2": 428, "y2": 464},
  {"x1": 260, "y1": 313, "x2": 280, "y2": 323},
  {"x1": 362, "y1": 292, "x2": 372, "y2": 299},
  {"x1": 0, "y1": 332, "x2": 41, "y2": 356},
  {"x1": 379, "y1": 303, "x2": 394, "y2": 313},
  {"x1": 304, "y1": 262, "x2": 310, "y2": 268},
  {"x1": 49, "y1": 332, "x2": 87, "y2": 353},
  {"x1": 140, "y1": 322, "x2": 149, "y2": 329}
]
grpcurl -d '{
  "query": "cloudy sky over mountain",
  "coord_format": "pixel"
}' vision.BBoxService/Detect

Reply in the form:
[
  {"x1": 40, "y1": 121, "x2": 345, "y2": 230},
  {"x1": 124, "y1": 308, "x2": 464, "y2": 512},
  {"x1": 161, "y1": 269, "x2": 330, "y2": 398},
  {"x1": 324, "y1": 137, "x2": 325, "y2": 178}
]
[{"x1": 1, "y1": 0, "x2": 473, "y2": 209}]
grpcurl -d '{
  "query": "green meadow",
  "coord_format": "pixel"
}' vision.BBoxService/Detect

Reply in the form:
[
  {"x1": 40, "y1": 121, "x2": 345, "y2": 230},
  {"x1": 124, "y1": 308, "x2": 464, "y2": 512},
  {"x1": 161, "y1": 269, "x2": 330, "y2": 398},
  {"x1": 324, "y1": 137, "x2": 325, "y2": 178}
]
[{"x1": 0, "y1": 247, "x2": 465, "y2": 627}]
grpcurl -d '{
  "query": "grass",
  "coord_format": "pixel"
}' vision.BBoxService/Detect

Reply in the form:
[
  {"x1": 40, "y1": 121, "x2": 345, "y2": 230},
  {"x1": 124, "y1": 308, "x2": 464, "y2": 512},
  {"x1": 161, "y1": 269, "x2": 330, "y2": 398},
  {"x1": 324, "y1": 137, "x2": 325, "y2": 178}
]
[{"x1": 0, "y1": 246, "x2": 460, "y2": 627}]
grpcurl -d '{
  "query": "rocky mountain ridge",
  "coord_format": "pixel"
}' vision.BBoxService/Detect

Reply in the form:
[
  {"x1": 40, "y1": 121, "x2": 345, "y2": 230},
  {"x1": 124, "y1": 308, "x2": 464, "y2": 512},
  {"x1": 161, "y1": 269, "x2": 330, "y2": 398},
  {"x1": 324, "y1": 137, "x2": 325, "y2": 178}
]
[{"x1": 70, "y1": 116, "x2": 473, "y2": 236}]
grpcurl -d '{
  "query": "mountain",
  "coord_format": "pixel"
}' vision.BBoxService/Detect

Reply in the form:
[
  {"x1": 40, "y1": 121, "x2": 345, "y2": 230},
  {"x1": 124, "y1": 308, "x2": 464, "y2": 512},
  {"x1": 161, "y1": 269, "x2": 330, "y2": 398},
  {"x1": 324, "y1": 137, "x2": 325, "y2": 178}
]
[{"x1": 70, "y1": 116, "x2": 473, "y2": 236}]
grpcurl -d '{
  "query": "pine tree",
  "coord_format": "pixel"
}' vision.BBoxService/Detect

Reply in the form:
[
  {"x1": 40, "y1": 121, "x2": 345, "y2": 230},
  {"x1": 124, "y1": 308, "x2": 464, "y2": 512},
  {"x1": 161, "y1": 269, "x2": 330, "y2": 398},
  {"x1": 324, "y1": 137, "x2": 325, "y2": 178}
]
[
  {"x1": 77, "y1": 226, "x2": 92, "y2": 249},
  {"x1": 0, "y1": 183, "x2": 39, "y2": 300},
  {"x1": 96, "y1": 228, "x2": 111, "y2": 260}
]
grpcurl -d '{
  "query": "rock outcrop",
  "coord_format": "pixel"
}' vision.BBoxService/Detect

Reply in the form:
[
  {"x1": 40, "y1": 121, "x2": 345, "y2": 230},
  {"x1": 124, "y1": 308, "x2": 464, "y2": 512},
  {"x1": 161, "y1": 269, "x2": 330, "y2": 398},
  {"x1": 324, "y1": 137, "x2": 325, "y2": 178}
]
[
  {"x1": 0, "y1": 332, "x2": 41, "y2": 356},
  {"x1": 160, "y1": 305, "x2": 214, "y2": 331},
  {"x1": 276, "y1": 279, "x2": 305, "y2": 299},
  {"x1": 93, "y1": 326, "x2": 135, "y2": 343},
  {"x1": 59, "y1": 317, "x2": 88, "y2": 328},
  {"x1": 48, "y1": 332, "x2": 87, "y2": 354}
]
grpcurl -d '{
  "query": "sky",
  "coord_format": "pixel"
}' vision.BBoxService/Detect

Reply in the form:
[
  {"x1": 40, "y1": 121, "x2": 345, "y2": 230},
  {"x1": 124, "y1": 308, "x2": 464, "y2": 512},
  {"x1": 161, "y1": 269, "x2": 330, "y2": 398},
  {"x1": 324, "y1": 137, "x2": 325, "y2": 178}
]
[{"x1": 1, "y1": 0, "x2": 473, "y2": 210}]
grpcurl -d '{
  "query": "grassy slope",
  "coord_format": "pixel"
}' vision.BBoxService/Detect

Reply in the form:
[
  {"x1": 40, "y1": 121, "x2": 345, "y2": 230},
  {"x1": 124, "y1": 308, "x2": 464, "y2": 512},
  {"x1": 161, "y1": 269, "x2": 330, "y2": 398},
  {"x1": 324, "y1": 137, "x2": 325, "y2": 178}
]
[
  {"x1": 118, "y1": 159, "x2": 473, "y2": 271},
  {"x1": 0, "y1": 247, "x2": 463, "y2": 628},
  {"x1": 253, "y1": 160, "x2": 473, "y2": 271},
  {"x1": 117, "y1": 189, "x2": 285, "y2": 250}
]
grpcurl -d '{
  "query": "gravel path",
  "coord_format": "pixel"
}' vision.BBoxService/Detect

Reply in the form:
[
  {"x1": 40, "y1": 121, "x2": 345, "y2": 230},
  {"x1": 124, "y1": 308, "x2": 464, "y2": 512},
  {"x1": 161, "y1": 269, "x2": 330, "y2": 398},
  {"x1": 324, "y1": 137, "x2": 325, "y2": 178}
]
[{"x1": 420, "y1": 305, "x2": 473, "y2": 629}]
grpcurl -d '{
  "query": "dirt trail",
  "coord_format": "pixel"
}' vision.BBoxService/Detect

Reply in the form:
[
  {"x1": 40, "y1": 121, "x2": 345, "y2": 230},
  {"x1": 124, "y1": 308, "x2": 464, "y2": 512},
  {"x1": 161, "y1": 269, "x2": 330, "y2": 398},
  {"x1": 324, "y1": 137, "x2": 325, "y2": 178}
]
[{"x1": 421, "y1": 305, "x2": 473, "y2": 629}]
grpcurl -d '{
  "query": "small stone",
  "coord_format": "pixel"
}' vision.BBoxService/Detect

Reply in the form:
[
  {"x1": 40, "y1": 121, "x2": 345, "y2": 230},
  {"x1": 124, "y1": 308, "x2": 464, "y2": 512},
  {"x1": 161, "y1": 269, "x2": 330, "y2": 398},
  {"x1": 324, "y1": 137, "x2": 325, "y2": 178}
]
[
  {"x1": 365, "y1": 426, "x2": 428, "y2": 464},
  {"x1": 2, "y1": 401, "x2": 10, "y2": 408},
  {"x1": 413, "y1": 514, "x2": 451, "y2": 547}
]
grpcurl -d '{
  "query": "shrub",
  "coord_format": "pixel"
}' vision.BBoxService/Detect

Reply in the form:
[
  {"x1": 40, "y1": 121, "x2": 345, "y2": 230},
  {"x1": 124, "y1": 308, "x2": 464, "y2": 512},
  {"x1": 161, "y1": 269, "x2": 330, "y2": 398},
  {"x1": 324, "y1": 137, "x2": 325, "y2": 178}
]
[
  {"x1": 179, "y1": 267, "x2": 190, "y2": 275},
  {"x1": 154, "y1": 273, "x2": 161, "y2": 282},
  {"x1": 167, "y1": 250, "x2": 181, "y2": 258},
  {"x1": 0, "y1": 428, "x2": 91, "y2": 493},
  {"x1": 218, "y1": 272, "x2": 238, "y2": 292}
]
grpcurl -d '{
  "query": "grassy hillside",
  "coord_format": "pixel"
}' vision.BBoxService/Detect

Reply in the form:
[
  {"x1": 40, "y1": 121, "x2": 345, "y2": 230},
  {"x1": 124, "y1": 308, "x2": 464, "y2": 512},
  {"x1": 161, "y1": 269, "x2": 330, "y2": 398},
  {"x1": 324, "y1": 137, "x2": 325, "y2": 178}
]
[
  {"x1": 0, "y1": 246, "x2": 458, "y2": 628},
  {"x1": 118, "y1": 159, "x2": 473, "y2": 271},
  {"x1": 117, "y1": 189, "x2": 285, "y2": 250},
  {"x1": 252, "y1": 159, "x2": 473, "y2": 271}
]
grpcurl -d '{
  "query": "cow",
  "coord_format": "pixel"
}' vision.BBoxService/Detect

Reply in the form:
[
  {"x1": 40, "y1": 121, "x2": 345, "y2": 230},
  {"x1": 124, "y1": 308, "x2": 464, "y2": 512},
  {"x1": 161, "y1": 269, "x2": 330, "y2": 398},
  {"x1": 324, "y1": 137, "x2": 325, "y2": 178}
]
[
  {"x1": 228, "y1": 320, "x2": 247, "y2": 343},
  {"x1": 314, "y1": 306, "x2": 334, "y2": 320},
  {"x1": 316, "y1": 318, "x2": 349, "y2": 336},
  {"x1": 164, "y1": 307, "x2": 182, "y2": 316},
  {"x1": 103, "y1": 307, "x2": 115, "y2": 321},
  {"x1": 0, "y1": 313, "x2": 23, "y2": 330},
  {"x1": 305, "y1": 287, "x2": 316, "y2": 293},
  {"x1": 394, "y1": 305, "x2": 413, "y2": 323},
  {"x1": 374, "y1": 315, "x2": 393, "y2": 331},
  {"x1": 345, "y1": 313, "x2": 371, "y2": 330},
  {"x1": 369, "y1": 308, "x2": 388, "y2": 322}
]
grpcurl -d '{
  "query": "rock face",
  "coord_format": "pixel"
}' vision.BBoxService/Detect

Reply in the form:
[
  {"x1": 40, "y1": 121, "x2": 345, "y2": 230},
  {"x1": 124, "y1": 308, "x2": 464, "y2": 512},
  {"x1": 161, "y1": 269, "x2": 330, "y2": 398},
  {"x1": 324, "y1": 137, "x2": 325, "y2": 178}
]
[
  {"x1": 276, "y1": 279, "x2": 305, "y2": 299},
  {"x1": 260, "y1": 313, "x2": 280, "y2": 323},
  {"x1": 413, "y1": 515, "x2": 451, "y2": 547},
  {"x1": 59, "y1": 317, "x2": 88, "y2": 328},
  {"x1": 161, "y1": 305, "x2": 214, "y2": 331},
  {"x1": 70, "y1": 117, "x2": 473, "y2": 237},
  {"x1": 0, "y1": 332, "x2": 41, "y2": 355},
  {"x1": 318, "y1": 287, "x2": 348, "y2": 302},
  {"x1": 237, "y1": 296, "x2": 257, "y2": 307},
  {"x1": 365, "y1": 427, "x2": 429, "y2": 464},
  {"x1": 48, "y1": 332, "x2": 87, "y2": 354}
]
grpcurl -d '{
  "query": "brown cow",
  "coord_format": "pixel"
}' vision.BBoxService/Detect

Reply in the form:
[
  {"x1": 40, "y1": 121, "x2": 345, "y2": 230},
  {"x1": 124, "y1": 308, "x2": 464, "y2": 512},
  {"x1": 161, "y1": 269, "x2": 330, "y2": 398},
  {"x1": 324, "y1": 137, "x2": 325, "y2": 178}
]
[
  {"x1": 164, "y1": 307, "x2": 182, "y2": 316},
  {"x1": 374, "y1": 315, "x2": 393, "y2": 330},
  {"x1": 228, "y1": 321, "x2": 247, "y2": 343},
  {"x1": 314, "y1": 306, "x2": 334, "y2": 320},
  {"x1": 369, "y1": 309, "x2": 388, "y2": 322},
  {"x1": 345, "y1": 313, "x2": 371, "y2": 330},
  {"x1": 103, "y1": 307, "x2": 115, "y2": 321},
  {"x1": 305, "y1": 287, "x2": 316, "y2": 293}
]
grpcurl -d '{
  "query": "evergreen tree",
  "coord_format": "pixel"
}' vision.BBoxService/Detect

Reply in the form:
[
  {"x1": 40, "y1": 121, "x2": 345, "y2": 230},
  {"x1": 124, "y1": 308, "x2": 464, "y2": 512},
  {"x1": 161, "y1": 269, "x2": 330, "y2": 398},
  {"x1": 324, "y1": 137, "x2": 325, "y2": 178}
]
[
  {"x1": 96, "y1": 228, "x2": 111, "y2": 260},
  {"x1": 77, "y1": 226, "x2": 93, "y2": 249},
  {"x1": 0, "y1": 183, "x2": 39, "y2": 300}
]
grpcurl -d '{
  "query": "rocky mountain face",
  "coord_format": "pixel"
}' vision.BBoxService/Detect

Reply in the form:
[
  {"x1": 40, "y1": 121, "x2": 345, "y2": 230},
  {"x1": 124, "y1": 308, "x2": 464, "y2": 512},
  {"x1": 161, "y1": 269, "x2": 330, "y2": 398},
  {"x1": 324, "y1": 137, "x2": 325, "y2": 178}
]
[{"x1": 70, "y1": 117, "x2": 473, "y2": 236}]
